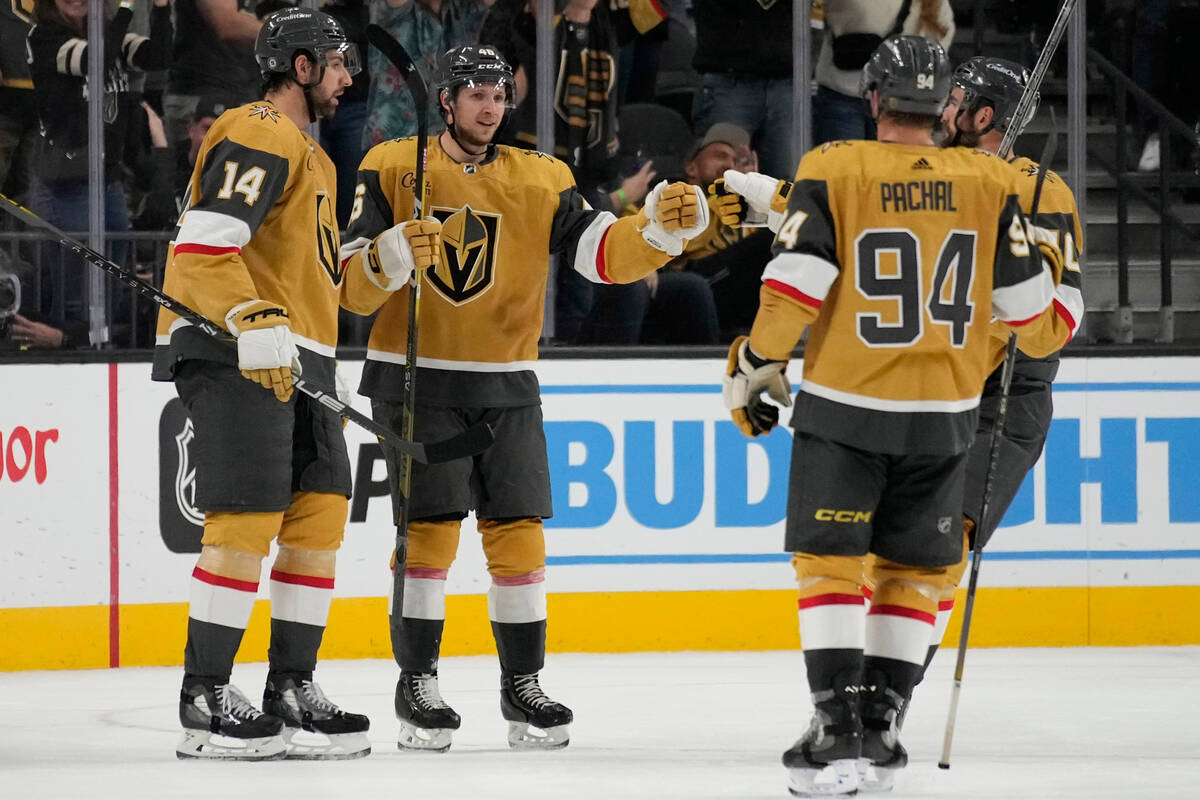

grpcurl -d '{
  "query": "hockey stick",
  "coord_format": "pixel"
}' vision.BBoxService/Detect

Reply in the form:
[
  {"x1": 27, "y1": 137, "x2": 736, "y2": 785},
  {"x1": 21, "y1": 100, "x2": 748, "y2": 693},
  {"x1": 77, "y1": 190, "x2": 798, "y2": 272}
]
[
  {"x1": 0, "y1": 192, "x2": 492, "y2": 464},
  {"x1": 938, "y1": 29, "x2": 1071, "y2": 763},
  {"x1": 365, "y1": 25, "x2": 432, "y2": 667}
]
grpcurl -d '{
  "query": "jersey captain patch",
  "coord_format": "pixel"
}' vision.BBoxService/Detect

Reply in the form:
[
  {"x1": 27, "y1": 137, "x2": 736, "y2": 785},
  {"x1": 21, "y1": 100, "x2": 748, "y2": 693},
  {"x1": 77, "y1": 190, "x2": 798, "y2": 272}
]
[{"x1": 428, "y1": 204, "x2": 501, "y2": 305}]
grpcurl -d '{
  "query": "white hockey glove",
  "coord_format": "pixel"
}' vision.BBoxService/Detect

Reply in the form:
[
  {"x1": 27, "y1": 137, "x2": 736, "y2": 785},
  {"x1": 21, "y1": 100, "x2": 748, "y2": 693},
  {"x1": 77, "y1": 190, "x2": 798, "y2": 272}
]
[
  {"x1": 226, "y1": 299, "x2": 302, "y2": 403},
  {"x1": 637, "y1": 180, "x2": 710, "y2": 256},
  {"x1": 364, "y1": 218, "x2": 442, "y2": 291},
  {"x1": 722, "y1": 335, "x2": 791, "y2": 438},
  {"x1": 722, "y1": 169, "x2": 790, "y2": 233}
]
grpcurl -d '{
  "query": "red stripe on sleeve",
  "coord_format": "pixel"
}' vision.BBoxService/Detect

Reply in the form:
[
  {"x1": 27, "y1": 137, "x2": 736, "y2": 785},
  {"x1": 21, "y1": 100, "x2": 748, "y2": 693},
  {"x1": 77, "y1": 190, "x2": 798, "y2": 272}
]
[
  {"x1": 269, "y1": 569, "x2": 335, "y2": 590},
  {"x1": 867, "y1": 603, "x2": 937, "y2": 625},
  {"x1": 764, "y1": 278, "x2": 822, "y2": 309},
  {"x1": 595, "y1": 225, "x2": 613, "y2": 283},
  {"x1": 1053, "y1": 298, "x2": 1077, "y2": 339},
  {"x1": 798, "y1": 593, "x2": 865, "y2": 610},
  {"x1": 648, "y1": 0, "x2": 667, "y2": 20},
  {"x1": 193, "y1": 566, "x2": 258, "y2": 593},
  {"x1": 938, "y1": 599, "x2": 956, "y2": 612},
  {"x1": 175, "y1": 243, "x2": 242, "y2": 257}
]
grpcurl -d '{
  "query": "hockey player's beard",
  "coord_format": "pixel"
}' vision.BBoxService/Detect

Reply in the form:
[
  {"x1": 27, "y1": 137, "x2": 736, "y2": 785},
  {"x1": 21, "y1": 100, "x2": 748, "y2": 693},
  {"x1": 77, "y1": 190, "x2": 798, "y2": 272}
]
[{"x1": 948, "y1": 127, "x2": 982, "y2": 149}]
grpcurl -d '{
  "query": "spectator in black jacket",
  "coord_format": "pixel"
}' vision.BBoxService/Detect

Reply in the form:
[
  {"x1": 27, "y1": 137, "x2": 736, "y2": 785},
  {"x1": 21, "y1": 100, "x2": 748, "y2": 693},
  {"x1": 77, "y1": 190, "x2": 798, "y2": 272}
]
[{"x1": 26, "y1": 0, "x2": 172, "y2": 344}]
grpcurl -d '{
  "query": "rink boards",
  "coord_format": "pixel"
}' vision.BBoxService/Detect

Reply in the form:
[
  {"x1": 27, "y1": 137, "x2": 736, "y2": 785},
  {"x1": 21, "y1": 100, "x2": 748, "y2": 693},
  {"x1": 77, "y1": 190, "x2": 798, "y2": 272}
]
[{"x1": 2, "y1": 356, "x2": 1199, "y2": 670}]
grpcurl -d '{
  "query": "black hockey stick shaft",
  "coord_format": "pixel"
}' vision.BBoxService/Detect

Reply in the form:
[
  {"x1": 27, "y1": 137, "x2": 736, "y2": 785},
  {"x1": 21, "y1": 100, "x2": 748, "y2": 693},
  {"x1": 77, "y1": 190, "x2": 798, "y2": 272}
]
[
  {"x1": 366, "y1": 25, "x2": 432, "y2": 666},
  {"x1": 939, "y1": 100, "x2": 1064, "y2": 769},
  {"x1": 997, "y1": 0, "x2": 1078, "y2": 158},
  {"x1": 0, "y1": 192, "x2": 492, "y2": 464}
]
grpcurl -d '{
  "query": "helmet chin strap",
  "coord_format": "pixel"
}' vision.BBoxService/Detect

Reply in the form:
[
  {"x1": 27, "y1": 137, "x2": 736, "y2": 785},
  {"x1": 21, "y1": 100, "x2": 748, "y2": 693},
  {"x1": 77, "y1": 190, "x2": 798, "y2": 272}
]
[
  {"x1": 292, "y1": 59, "x2": 326, "y2": 124},
  {"x1": 949, "y1": 105, "x2": 983, "y2": 149},
  {"x1": 444, "y1": 100, "x2": 494, "y2": 159}
]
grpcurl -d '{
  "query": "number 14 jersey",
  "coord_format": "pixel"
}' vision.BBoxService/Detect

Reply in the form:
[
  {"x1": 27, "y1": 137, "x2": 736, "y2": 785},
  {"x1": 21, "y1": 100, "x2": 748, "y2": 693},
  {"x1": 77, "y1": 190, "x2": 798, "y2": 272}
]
[{"x1": 748, "y1": 140, "x2": 1077, "y2": 455}]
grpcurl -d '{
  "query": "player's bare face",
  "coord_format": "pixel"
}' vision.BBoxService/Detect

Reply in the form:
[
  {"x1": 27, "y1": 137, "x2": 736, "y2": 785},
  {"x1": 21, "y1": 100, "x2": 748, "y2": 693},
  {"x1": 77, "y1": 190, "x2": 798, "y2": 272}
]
[
  {"x1": 450, "y1": 86, "x2": 507, "y2": 149},
  {"x1": 310, "y1": 52, "x2": 354, "y2": 121}
]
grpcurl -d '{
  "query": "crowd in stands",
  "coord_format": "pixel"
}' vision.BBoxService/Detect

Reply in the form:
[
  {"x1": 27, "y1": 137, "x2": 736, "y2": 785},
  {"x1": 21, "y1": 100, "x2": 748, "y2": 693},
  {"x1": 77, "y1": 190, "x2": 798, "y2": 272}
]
[{"x1": 0, "y1": 0, "x2": 1190, "y2": 351}]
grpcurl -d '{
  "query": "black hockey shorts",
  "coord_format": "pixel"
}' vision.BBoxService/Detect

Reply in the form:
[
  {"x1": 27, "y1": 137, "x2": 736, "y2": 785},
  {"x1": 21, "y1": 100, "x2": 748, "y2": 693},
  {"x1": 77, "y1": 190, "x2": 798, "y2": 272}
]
[
  {"x1": 371, "y1": 401, "x2": 553, "y2": 521},
  {"x1": 783, "y1": 431, "x2": 966, "y2": 568},
  {"x1": 962, "y1": 381, "x2": 1052, "y2": 550},
  {"x1": 174, "y1": 359, "x2": 352, "y2": 512}
]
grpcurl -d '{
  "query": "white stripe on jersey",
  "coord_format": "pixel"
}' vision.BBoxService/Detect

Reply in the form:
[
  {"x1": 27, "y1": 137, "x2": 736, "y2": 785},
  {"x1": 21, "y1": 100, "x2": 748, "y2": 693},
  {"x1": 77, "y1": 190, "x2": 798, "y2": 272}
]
[
  {"x1": 339, "y1": 235, "x2": 371, "y2": 264},
  {"x1": 176, "y1": 208, "x2": 253, "y2": 250},
  {"x1": 761, "y1": 252, "x2": 841, "y2": 303},
  {"x1": 160, "y1": 321, "x2": 337, "y2": 358},
  {"x1": 121, "y1": 33, "x2": 147, "y2": 65},
  {"x1": 993, "y1": 268, "x2": 1055, "y2": 323},
  {"x1": 366, "y1": 349, "x2": 537, "y2": 373},
  {"x1": 800, "y1": 378, "x2": 982, "y2": 413},
  {"x1": 571, "y1": 212, "x2": 618, "y2": 284},
  {"x1": 57, "y1": 39, "x2": 87, "y2": 77},
  {"x1": 1055, "y1": 281, "x2": 1085, "y2": 337}
]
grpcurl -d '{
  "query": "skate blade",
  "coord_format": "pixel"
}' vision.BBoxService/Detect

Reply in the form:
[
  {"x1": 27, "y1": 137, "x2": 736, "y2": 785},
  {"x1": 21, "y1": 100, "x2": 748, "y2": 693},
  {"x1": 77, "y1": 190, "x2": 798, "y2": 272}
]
[
  {"x1": 506, "y1": 721, "x2": 569, "y2": 751},
  {"x1": 786, "y1": 759, "x2": 859, "y2": 797},
  {"x1": 855, "y1": 759, "x2": 898, "y2": 794},
  {"x1": 281, "y1": 728, "x2": 371, "y2": 760},
  {"x1": 175, "y1": 729, "x2": 287, "y2": 761},
  {"x1": 397, "y1": 720, "x2": 453, "y2": 753}
]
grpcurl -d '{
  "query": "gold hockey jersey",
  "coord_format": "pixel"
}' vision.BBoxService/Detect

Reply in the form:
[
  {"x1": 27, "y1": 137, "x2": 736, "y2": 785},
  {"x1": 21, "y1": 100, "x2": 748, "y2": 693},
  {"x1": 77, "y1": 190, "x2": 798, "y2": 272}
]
[
  {"x1": 748, "y1": 140, "x2": 1072, "y2": 455},
  {"x1": 340, "y1": 135, "x2": 672, "y2": 406},
  {"x1": 152, "y1": 101, "x2": 342, "y2": 380}
]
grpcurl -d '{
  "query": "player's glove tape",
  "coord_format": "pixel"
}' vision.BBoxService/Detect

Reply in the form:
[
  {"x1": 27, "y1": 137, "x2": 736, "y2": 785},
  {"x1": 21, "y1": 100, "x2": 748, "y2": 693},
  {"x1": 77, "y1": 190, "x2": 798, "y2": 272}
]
[
  {"x1": 226, "y1": 299, "x2": 301, "y2": 403},
  {"x1": 722, "y1": 335, "x2": 791, "y2": 437},
  {"x1": 366, "y1": 218, "x2": 442, "y2": 291},
  {"x1": 723, "y1": 170, "x2": 790, "y2": 233},
  {"x1": 638, "y1": 180, "x2": 710, "y2": 256}
]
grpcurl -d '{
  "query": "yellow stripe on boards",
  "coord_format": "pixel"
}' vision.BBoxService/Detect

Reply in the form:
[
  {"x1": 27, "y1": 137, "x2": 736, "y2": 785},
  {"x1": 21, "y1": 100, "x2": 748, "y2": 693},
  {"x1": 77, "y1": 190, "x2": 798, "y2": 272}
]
[{"x1": 2, "y1": 585, "x2": 1199, "y2": 671}]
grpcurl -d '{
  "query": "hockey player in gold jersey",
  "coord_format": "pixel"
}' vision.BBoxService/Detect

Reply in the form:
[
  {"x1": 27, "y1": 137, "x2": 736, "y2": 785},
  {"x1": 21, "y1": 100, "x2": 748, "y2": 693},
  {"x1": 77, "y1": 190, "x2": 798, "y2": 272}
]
[
  {"x1": 339, "y1": 45, "x2": 709, "y2": 752},
  {"x1": 152, "y1": 9, "x2": 400, "y2": 761},
  {"x1": 720, "y1": 36, "x2": 1075, "y2": 796},
  {"x1": 861, "y1": 55, "x2": 1086, "y2": 704}
]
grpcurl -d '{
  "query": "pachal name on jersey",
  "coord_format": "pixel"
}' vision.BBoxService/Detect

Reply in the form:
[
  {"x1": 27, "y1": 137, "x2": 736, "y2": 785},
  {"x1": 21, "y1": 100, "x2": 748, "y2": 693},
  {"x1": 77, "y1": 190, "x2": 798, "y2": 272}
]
[
  {"x1": 427, "y1": 205, "x2": 502, "y2": 306},
  {"x1": 880, "y1": 180, "x2": 957, "y2": 213}
]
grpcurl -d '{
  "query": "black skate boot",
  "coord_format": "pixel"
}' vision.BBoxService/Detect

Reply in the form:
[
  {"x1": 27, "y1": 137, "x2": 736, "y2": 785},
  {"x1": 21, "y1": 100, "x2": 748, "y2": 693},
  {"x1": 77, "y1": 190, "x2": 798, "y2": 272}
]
[
  {"x1": 262, "y1": 673, "x2": 371, "y2": 760},
  {"x1": 857, "y1": 669, "x2": 909, "y2": 793},
  {"x1": 395, "y1": 671, "x2": 461, "y2": 752},
  {"x1": 176, "y1": 678, "x2": 286, "y2": 761},
  {"x1": 500, "y1": 671, "x2": 573, "y2": 750},
  {"x1": 782, "y1": 678, "x2": 862, "y2": 797}
]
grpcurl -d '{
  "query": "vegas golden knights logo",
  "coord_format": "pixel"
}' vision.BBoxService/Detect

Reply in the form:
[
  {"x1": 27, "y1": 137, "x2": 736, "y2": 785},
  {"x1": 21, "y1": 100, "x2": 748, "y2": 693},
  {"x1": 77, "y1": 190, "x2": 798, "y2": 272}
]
[
  {"x1": 316, "y1": 192, "x2": 342, "y2": 286},
  {"x1": 428, "y1": 205, "x2": 500, "y2": 305}
]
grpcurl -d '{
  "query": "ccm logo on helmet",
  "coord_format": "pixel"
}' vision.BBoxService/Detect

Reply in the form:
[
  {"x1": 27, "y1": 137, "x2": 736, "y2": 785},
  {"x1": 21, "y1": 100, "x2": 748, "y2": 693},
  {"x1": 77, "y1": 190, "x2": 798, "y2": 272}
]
[
  {"x1": 815, "y1": 509, "x2": 873, "y2": 523},
  {"x1": 0, "y1": 426, "x2": 59, "y2": 484}
]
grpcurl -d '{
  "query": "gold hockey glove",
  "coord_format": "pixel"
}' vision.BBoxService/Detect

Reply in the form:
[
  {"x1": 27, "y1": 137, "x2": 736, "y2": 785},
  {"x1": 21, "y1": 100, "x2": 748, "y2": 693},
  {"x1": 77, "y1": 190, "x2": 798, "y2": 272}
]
[
  {"x1": 365, "y1": 218, "x2": 442, "y2": 291},
  {"x1": 722, "y1": 335, "x2": 792, "y2": 437},
  {"x1": 708, "y1": 179, "x2": 747, "y2": 227},
  {"x1": 637, "y1": 180, "x2": 710, "y2": 256},
  {"x1": 225, "y1": 299, "x2": 301, "y2": 403}
]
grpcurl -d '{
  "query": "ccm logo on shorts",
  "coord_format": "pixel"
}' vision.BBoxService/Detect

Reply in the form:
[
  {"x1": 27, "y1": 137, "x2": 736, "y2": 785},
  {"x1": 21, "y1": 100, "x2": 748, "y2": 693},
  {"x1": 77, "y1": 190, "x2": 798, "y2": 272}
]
[{"x1": 814, "y1": 509, "x2": 872, "y2": 523}]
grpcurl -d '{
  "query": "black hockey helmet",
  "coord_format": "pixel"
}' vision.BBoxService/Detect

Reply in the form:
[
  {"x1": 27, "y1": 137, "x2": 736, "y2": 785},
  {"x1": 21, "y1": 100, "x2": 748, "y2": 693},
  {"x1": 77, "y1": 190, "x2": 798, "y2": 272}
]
[
  {"x1": 859, "y1": 34, "x2": 951, "y2": 116},
  {"x1": 255, "y1": 7, "x2": 361, "y2": 81},
  {"x1": 952, "y1": 56, "x2": 1037, "y2": 136},
  {"x1": 436, "y1": 45, "x2": 516, "y2": 109}
]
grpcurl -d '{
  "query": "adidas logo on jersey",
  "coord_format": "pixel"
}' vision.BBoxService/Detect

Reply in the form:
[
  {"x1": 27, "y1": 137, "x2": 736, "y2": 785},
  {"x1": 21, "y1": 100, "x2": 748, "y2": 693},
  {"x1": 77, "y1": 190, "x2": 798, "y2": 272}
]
[{"x1": 911, "y1": 157, "x2": 934, "y2": 170}]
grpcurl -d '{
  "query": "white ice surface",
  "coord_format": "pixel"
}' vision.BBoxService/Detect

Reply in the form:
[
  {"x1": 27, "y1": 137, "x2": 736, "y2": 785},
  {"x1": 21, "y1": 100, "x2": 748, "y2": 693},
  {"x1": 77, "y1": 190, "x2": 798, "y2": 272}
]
[{"x1": 1, "y1": 648, "x2": 1198, "y2": 799}]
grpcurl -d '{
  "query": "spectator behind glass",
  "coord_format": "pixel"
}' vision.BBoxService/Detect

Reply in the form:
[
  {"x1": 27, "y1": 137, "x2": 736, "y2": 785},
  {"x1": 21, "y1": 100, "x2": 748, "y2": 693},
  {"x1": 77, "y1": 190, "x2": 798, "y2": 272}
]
[
  {"x1": 26, "y1": 0, "x2": 172, "y2": 346},
  {"x1": 480, "y1": 0, "x2": 665, "y2": 201},
  {"x1": 361, "y1": 0, "x2": 495, "y2": 150},
  {"x1": 321, "y1": 0, "x2": 369, "y2": 228},
  {"x1": 673, "y1": 121, "x2": 775, "y2": 339},
  {"x1": 164, "y1": 0, "x2": 264, "y2": 155},
  {"x1": 692, "y1": 0, "x2": 794, "y2": 181},
  {"x1": 813, "y1": 0, "x2": 954, "y2": 146},
  {"x1": 0, "y1": 0, "x2": 38, "y2": 203}
]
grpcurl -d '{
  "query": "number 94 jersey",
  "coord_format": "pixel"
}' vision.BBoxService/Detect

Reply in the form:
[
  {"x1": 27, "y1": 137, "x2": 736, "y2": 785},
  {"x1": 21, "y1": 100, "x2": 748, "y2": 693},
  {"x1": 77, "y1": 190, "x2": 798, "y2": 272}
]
[{"x1": 749, "y1": 140, "x2": 1075, "y2": 455}]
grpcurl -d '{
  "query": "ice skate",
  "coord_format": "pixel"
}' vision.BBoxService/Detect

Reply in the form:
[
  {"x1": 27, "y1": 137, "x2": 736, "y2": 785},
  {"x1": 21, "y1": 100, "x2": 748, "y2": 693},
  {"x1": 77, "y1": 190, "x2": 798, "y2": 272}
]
[
  {"x1": 395, "y1": 672, "x2": 461, "y2": 752},
  {"x1": 500, "y1": 672, "x2": 572, "y2": 750},
  {"x1": 782, "y1": 687, "x2": 862, "y2": 797},
  {"x1": 176, "y1": 679, "x2": 286, "y2": 761},
  {"x1": 262, "y1": 673, "x2": 371, "y2": 760},
  {"x1": 856, "y1": 675, "x2": 908, "y2": 794}
]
